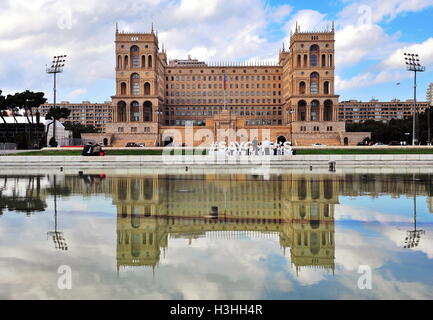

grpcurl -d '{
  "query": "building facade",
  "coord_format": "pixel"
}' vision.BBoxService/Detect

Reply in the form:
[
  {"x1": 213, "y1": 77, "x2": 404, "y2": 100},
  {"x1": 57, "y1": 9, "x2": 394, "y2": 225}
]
[
  {"x1": 83, "y1": 25, "x2": 369, "y2": 146},
  {"x1": 38, "y1": 101, "x2": 112, "y2": 132},
  {"x1": 339, "y1": 99, "x2": 430, "y2": 123}
]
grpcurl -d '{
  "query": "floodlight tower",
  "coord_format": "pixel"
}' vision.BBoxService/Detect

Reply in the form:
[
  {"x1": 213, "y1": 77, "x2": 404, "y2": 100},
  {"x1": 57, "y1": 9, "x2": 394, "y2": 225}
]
[
  {"x1": 427, "y1": 83, "x2": 433, "y2": 145},
  {"x1": 46, "y1": 55, "x2": 67, "y2": 147},
  {"x1": 403, "y1": 174, "x2": 425, "y2": 249},
  {"x1": 404, "y1": 53, "x2": 425, "y2": 146},
  {"x1": 47, "y1": 175, "x2": 68, "y2": 251}
]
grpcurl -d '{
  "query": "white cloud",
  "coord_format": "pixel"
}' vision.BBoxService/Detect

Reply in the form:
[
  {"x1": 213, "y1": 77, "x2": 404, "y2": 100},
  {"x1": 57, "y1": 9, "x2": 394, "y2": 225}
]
[
  {"x1": 272, "y1": 5, "x2": 293, "y2": 23},
  {"x1": 285, "y1": 9, "x2": 331, "y2": 34},
  {"x1": 335, "y1": 24, "x2": 399, "y2": 67},
  {"x1": 338, "y1": 0, "x2": 433, "y2": 25},
  {"x1": 382, "y1": 37, "x2": 433, "y2": 69}
]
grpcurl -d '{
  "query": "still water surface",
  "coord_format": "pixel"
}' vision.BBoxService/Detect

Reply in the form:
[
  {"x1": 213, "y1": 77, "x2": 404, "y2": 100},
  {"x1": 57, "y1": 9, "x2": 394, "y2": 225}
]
[{"x1": 1, "y1": 170, "x2": 433, "y2": 299}]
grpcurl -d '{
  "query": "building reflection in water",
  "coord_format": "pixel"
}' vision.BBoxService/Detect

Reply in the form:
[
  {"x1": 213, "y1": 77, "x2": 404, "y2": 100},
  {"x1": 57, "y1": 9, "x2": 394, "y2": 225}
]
[
  {"x1": 113, "y1": 174, "x2": 337, "y2": 276},
  {"x1": 2, "y1": 172, "x2": 432, "y2": 275}
]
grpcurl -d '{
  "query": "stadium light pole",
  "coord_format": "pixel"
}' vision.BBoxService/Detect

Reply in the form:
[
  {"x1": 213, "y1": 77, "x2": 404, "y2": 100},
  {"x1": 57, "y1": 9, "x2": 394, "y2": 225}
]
[
  {"x1": 403, "y1": 174, "x2": 425, "y2": 249},
  {"x1": 404, "y1": 53, "x2": 425, "y2": 146},
  {"x1": 47, "y1": 175, "x2": 68, "y2": 251},
  {"x1": 46, "y1": 55, "x2": 67, "y2": 147},
  {"x1": 427, "y1": 83, "x2": 433, "y2": 145}
]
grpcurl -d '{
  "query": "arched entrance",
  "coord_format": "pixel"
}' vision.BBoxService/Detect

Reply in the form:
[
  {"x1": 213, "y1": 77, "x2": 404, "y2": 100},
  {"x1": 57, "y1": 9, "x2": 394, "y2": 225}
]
[
  {"x1": 103, "y1": 138, "x2": 108, "y2": 146},
  {"x1": 311, "y1": 100, "x2": 320, "y2": 121},
  {"x1": 344, "y1": 137, "x2": 349, "y2": 146},
  {"x1": 324, "y1": 100, "x2": 333, "y2": 121},
  {"x1": 143, "y1": 101, "x2": 153, "y2": 122},
  {"x1": 117, "y1": 101, "x2": 126, "y2": 122},
  {"x1": 277, "y1": 136, "x2": 286, "y2": 145},
  {"x1": 297, "y1": 100, "x2": 307, "y2": 121},
  {"x1": 130, "y1": 101, "x2": 140, "y2": 122}
]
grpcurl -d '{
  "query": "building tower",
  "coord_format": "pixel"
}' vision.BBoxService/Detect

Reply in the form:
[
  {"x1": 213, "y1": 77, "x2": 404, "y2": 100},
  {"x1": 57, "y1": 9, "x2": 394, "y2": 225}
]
[
  {"x1": 281, "y1": 24, "x2": 344, "y2": 145},
  {"x1": 110, "y1": 25, "x2": 167, "y2": 146}
]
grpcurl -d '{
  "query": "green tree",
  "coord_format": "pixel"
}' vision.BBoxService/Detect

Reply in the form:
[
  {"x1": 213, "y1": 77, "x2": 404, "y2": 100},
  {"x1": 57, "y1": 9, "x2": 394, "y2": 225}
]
[
  {"x1": 4, "y1": 91, "x2": 48, "y2": 148},
  {"x1": 6, "y1": 91, "x2": 47, "y2": 124},
  {"x1": 346, "y1": 107, "x2": 433, "y2": 145}
]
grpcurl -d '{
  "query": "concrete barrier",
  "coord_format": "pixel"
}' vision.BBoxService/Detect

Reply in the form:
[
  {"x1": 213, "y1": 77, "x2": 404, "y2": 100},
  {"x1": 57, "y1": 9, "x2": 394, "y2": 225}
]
[{"x1": 1, "y1": 154, "x2": 433, "y2": 168}]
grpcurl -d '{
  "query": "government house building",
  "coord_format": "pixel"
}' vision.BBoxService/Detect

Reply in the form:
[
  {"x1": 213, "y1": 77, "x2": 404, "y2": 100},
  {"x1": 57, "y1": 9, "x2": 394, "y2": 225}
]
[{"x1": 83, "y1": 25, "x2": 369, "y2": 146}]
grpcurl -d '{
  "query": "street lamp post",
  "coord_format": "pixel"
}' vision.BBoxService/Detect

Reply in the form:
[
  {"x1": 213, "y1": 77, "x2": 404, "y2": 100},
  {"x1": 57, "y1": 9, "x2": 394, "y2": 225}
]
[
  {"x1": 46, "y1": 55, "x2": 67, "y2": 147},
  {"x1": 427, "y1": 83, "x2": 433, "y2": 145},
  {"x1": 154, "y1": 109, "x2": 163, "y2": 146},
  {"x1": 404, "y1": 53, "x2": 425, "y2": 146}
]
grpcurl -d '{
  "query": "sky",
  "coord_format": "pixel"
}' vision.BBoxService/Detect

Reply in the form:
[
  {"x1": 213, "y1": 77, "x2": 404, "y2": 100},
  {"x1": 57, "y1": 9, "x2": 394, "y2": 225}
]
[{"x1": 0, "y1": 0, "x2": 432, "y2": 104}]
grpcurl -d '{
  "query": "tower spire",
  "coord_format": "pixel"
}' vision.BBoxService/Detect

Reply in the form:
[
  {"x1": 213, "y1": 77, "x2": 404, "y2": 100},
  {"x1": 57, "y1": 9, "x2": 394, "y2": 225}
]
[
  {"x1": 332, "y1": 21, "x2": 335, "y2": 32},
  {"x1": 151, "y1": 22, "x2": 154, "y2": 34},
  {"x1": 115, "y1": 22, "x2": 118, "y2": 34}
]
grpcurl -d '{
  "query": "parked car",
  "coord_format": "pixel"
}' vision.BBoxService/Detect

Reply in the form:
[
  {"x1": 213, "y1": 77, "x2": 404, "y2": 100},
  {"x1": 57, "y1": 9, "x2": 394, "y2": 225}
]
[
  {"x1": 125, "y1": 142, "x2": 140, "y2": 147},
  {"x1": 312, "y1": 143, "x2": 327, "y2": 147},
  {"x1": 389, "y1": 141, "x2": 400, "y2": 146},
  {"x1": 373, "y1": 142, "x2": 384, "y2": 146}
]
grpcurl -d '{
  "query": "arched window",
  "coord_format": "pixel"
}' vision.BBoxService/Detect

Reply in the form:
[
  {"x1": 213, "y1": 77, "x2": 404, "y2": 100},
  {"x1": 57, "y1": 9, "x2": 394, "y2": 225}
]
[
  {"x1": 131, "y1": 101, "x2": 140, "y2": 122},
  {"x1": 148, "y1": 55, "x2": 153, "y2": 68},
  {"x1": 144, "y1": 82, "x2": 151, "y2": 96},
  {"x1": 117, "y1": 55, "x2": 122, "y2": 69},
  {"x1": 131, "y1": 73, "x2": 140, "y2": 95},
  {"x1": 324, "y1": 180, "x2": 333, "y2": 200},
  {"x1": 311, "y1": 100, "x2": 319, "y2": 121},
  {"x1": 311, "y1": 55, "x2": 318, "y2": 67},
  {"x1": 297, "y1": 55, "x2": 301, "y2": 67},
  {"x1": 324, "y1": 81, "x2": 330, "y2": 95},
  {"x1": 142, "y1": 55, "x2": 146, "y2": 68},
  {"x1": 124, "y1": 55, "x2": 129, "y2": 68},
  {"x1": 117, "y1": 101, "x2": 126, "y2": 122},
  {"x1": 310, "y1": 72, "x2": 319, "y2": 94},
  {"x1": 143, "y1": 179, "x2": 153, "y2": 200},
  {"x1": 298, "y1": 179, "x2": 307, "y2": 200},
  {"x1": 297, "y1": 100, "x2": 307, "y2": 121},
  {"x1": 310, "y1": 44, "x2": 319, "y2": 67},
  {"x1": 131, "y1": 45, "x2": 140, "y2": 68},
  {"x1": 324, "y1": 100, "x2": 333, "y2": 121},
  {"x1": 143, "y1": 101, "x2": 152, "y2": 122},
  {"x1": 299, "y1": 81, "x2": 306, "y2": 95},
  {"x1": 120, "y1": 82, "x2": 126, "y2": 95},
  {"x1": 329, "y1": 54, "x2": 333, "y2": 68},
  {"x1": 303, "y1": 55, "x2": 308, "y2": 67},
  {"x1": 321, "y1": 54, "x2": 326, "y2": 67}
]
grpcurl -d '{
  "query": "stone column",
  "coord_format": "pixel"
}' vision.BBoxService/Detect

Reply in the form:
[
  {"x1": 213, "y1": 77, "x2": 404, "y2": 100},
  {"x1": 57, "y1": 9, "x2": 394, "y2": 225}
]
[{"x1": 113, "y1": 104, "x2": 117, "y2": 122}]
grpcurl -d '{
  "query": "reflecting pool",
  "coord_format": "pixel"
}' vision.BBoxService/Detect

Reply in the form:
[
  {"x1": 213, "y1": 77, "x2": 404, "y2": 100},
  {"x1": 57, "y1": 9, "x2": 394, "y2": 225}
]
[{"x1": 1, "y1": 170, "x2": 433, "y2": 299}]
